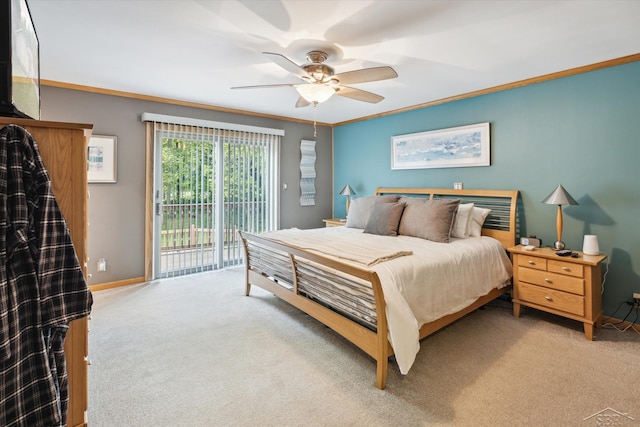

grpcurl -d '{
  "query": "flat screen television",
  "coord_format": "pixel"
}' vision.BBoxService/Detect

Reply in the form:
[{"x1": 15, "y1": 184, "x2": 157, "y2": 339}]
[{"x1": 0, "y1": 0, "x2": 40, "y2": 120}]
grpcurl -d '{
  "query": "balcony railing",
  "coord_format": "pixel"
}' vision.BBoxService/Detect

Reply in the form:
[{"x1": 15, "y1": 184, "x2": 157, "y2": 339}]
[{"x1": 160, "y1": 201, "x2": 267, "y2": 276}]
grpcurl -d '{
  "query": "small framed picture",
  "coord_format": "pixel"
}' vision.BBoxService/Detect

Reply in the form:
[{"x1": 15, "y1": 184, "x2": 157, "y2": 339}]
[{"x1": 88, "y1": 135, "x2": 117, "y2": 183}]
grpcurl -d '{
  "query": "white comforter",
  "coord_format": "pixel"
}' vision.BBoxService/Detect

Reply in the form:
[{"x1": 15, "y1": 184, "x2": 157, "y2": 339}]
[{"x1": 261, "y1": 227, "x2": 513, "y2": 374}]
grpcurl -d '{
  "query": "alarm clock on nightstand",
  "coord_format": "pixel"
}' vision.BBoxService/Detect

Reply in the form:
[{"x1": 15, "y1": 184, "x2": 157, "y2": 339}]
[{"x1": 519, "y1": 236, "x2": 541, "y2": 247}]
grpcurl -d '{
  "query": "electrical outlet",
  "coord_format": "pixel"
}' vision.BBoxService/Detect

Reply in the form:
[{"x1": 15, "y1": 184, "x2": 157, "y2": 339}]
[{"x1": 97, "y1": 258, "x2": 107, "y2": 272}]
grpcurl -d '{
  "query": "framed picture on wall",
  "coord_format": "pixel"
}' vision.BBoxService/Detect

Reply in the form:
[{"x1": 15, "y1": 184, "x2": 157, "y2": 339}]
[
  {"x1": 391, "y1": 122, "x2": 490, "y2": 170},
  {"x1": 88, "y1": 135, "x2": 117, "y2": 183}
]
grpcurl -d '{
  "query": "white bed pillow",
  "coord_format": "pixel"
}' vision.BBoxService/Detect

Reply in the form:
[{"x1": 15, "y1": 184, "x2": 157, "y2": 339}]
[
  {"x1": 451, "y1": 203, "x2": 474, "y2": 238},
  {"x1": 346, "y1": 195, "x2": 400, "y2": 229},
  {"x1": 468, "y1": 206, "x2": 491, "y2": 237}
]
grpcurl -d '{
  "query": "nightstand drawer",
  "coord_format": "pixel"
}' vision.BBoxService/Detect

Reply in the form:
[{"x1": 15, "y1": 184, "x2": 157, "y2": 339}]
[
  {"x1": 517, "y1": 255, "x2": 547, "y2": 271},
  {"x1": 548, "y1": 260, "x2": 584, "y2": 278},
  {"x1": 517, "y1": 282, "x2": 585, "y2": 316},
  {"x1": 519, "y1": 268, "x2": 584, "y2": 295}
]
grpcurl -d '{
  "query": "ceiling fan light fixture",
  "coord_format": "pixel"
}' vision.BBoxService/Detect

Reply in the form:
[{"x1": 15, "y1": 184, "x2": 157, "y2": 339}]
[{"x1": 296, "y1": 84, "x2": 336, "y2": 104}]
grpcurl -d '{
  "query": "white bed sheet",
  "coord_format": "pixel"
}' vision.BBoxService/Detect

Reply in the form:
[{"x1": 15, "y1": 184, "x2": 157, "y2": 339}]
[{"x1": 261, "y1": 226, "x2": 513, "y2": 375}]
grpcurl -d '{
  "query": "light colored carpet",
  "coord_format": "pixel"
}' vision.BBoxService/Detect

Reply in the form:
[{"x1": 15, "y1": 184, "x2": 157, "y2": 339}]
[{"x1": 87, "y1": 268, "x2": 640, "y2": 426}]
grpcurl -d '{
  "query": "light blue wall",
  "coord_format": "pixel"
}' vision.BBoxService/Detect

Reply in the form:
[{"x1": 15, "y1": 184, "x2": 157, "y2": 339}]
[{"x1": 333, "y1": 60, "x2": 640, "y2": 317}]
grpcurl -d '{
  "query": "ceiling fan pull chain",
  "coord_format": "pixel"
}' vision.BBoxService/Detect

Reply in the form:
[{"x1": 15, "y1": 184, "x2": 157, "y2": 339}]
[{"x1": 313, "y1": 101, "x2": 318, "y2": 138}]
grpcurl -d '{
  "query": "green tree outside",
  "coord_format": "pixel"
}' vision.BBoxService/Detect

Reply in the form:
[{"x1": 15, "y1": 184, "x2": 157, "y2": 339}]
[{"x1": 160, "y1": 136, "x2": 268, "y2": 248}]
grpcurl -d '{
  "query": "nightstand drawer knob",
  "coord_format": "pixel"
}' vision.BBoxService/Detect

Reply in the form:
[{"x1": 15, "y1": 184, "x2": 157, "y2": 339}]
[
  {"x1": 527, "y1": 260, "x2": 536, "y2": 265},
  {"x1": 562, "y1": 267, "x2": 570, "y2": 272},
  {"x1": 544, "y1": 278, "x2": 553, "y2": 283},
  {"x1": 544, "y1": 296, "x2": 553, "y2": 301}
]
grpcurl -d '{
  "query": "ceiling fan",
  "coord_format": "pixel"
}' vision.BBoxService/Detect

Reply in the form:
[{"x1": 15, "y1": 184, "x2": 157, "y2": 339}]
[{"x1": 231, "y1": 50, "x2": 398, "y2": 107}]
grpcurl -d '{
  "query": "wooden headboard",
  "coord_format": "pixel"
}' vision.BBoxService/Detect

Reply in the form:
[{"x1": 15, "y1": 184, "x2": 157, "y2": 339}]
[{"x1": 374, "y1": 187, "x2": 520, "y2": 249}]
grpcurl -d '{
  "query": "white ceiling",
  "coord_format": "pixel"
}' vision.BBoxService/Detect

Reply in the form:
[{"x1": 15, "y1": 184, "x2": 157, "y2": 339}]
[{"x1": 28, "y1": 0, "x2": 640, "y2": 125}]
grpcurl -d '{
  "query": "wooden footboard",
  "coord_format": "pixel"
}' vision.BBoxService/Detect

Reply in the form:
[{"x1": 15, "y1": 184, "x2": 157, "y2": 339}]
[{"x1": 240, "y1": 231, "x2": 393, "y2": 389}]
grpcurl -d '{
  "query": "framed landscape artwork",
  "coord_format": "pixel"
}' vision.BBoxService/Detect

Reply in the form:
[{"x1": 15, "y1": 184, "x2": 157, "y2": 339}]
[{"x1": 391, "y1": 122, "x2": 490, "y2": 170}]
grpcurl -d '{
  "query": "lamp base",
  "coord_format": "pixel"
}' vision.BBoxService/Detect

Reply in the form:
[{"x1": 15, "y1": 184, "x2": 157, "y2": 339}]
[{"x1": 553, "y1": 240, "x2": 566, "y2": 250}]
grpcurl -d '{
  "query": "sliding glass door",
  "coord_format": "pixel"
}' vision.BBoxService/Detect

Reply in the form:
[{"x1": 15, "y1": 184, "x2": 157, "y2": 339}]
[{"x1": 147, "y1": 117, "x2": 280, "y2": 279}]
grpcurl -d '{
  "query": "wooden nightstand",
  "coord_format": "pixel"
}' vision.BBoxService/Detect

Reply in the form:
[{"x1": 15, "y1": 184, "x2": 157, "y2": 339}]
[
  {"x1": 508, "y1": 245, "x2": 607, "y2": 340},
  {"x1": 323, "y1": 218, "x2": 346, "y2": 227}
]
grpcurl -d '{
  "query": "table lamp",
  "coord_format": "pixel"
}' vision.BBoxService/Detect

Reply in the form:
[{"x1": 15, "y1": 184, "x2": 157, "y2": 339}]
[
  {"x1": 542, "y1": 184, "x2": 578, "y2": 250},
  {"x1": 340, "y1": 184, "x2": 356, "y2": 214}
]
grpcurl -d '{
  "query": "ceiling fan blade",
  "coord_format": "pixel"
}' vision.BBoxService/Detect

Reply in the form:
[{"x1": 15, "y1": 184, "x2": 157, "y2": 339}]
[
  {"x1": 263, "y1": 52, "x2": 311, "y2": 81},
  {"x1": 335, "y1": 86, "x2": 385, "y2": 103},
  {"x1": 295, "y1": 96, "x2": 311, "y2": 108},
  {"x1": 231, "y1": 83, "x2": 297, "y2": 90},
  {"x1": 333, "y1": 66, "x2": 398, "y2": 85}
]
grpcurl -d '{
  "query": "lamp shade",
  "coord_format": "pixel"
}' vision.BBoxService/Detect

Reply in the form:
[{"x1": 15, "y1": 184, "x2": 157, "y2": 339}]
[
  {"x1": 339, "y1": 184, "x2": 356, "y2": 196},
  {"x1": 542, "y1": 184, "x2": 578, "y2": 206},
  {"x1": 296, "y1": 84, "x2": 336, "y2": 104}
]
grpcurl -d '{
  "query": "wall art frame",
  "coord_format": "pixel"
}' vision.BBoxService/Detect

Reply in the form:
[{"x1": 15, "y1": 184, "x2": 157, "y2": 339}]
[
  {"x1": 299, "y1": 139, "x2": 316, "y2": 206},
  {"x1": 391, "y1": 122, "x2": 490, "y2": 170},
  {"x1": 88, "y1": 135, "x2": 117, "y2": 183}
]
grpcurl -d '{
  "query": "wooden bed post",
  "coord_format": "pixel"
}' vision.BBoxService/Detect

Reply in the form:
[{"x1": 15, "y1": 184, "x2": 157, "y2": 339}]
[
  {"x1": 370, "y1": 274, "x2": 390, "y2": 389},
  {"x1": 239, "y1": 232, "x2": 251, "y2": 296}
]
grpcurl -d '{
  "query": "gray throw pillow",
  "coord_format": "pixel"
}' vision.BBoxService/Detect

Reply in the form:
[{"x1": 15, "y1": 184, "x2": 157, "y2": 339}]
[
  {"x1": 398, "y1": 198, "x2": 461, "y2": 243},
  {"x1": 346, "y1": 195, "x2": 400, "y2": 229},
  {"x1": 363, "y1": 202, "x2": 406, "y2": 236}
]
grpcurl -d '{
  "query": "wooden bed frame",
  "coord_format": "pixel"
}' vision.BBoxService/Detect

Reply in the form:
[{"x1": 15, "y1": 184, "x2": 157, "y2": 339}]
[{"x1": 239, "y1": 188, "x2": 519, "y2": 389}]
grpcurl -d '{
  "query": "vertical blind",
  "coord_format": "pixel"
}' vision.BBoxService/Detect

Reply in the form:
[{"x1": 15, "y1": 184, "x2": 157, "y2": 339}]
[{"x1": 143, "y1": 113, "x2": 282, "y2": 278}]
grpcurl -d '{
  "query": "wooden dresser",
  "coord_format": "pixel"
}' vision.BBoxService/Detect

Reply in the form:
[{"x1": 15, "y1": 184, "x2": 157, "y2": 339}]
[
  {"x1": 509, "y1": 245, "x2": 607, "y2": 340},
  {"x1": 0, "y1": 117, "x2": 93, "y2": 426}
]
